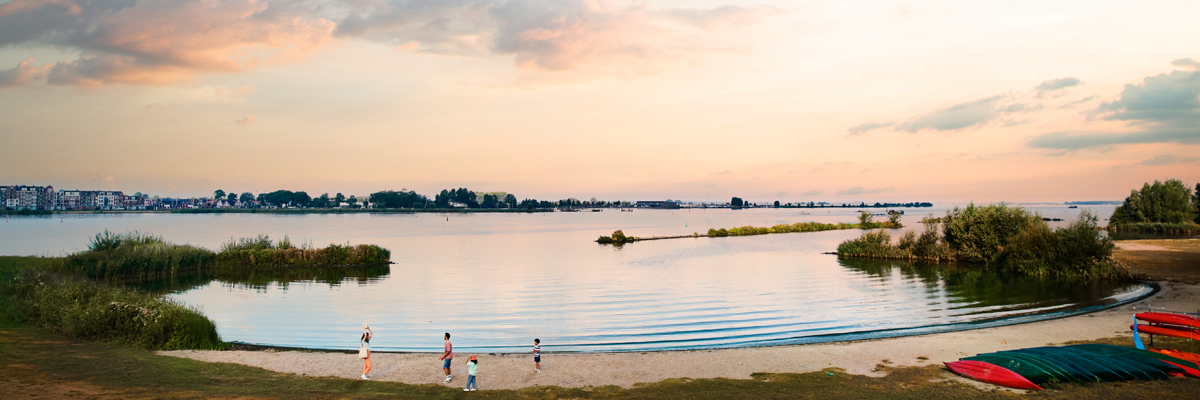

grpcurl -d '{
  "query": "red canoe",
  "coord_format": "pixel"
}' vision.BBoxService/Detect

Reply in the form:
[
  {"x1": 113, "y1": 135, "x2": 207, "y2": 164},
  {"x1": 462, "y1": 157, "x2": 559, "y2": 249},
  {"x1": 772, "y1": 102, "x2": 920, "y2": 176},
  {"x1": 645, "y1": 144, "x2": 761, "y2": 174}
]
[
  {"x1": 1132, "y1": 324, "x2": 1200, "y2": 341},
  {"x1": 1136, "y1": 312, "x2": 1200, "y2": 329},
  {"x1": 945, "y1": 360, "x2": 1043, "y2": 391}
]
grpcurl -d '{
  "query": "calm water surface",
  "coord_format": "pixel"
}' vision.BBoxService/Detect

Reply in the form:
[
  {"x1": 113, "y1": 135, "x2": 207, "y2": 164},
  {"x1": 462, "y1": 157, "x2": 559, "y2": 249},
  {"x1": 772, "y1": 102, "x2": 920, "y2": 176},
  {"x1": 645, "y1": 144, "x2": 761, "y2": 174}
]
[{"x1": 2, "y1": 206, "x2": 1151, "y2": 352}]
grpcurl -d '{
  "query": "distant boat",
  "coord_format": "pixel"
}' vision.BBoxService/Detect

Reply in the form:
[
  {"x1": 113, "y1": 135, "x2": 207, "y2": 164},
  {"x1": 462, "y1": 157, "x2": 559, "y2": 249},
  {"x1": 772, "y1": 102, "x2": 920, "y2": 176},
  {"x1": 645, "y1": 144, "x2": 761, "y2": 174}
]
[{"x1": 1068, "y1": 205, "x2": 1079, "y2": 209}]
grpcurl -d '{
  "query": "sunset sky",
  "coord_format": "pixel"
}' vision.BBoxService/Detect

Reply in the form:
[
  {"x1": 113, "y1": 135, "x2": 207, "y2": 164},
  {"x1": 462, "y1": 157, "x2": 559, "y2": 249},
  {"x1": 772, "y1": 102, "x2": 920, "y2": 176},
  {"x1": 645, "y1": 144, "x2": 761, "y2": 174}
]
[{"x1": 1, "y1": 0, "x2": 1198, "y2": 203}]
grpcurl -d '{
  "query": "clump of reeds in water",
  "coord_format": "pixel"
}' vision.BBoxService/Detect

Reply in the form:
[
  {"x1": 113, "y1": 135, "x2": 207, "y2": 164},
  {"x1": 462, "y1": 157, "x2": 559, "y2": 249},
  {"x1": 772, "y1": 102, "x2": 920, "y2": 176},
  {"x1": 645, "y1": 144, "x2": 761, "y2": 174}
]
[
  {"x1": 57, "y1": 230, "x2": 215, "y2": 281},
  {"x1": 214, "y1": 234, "x2": 391, "y2": 269},
  {"x1": 0, "y1": 268, "x2": 223, "y2": 350}
]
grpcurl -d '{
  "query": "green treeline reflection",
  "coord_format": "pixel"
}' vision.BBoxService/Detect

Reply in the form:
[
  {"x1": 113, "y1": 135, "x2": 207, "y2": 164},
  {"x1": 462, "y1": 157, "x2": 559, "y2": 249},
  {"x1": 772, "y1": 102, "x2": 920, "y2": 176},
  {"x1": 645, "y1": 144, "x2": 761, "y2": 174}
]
[
  {"x1": 127, "y1": 264, "x2": 392, "y2": 294},
  {"x1": 836, "y1": 258, "x2": 1135, "y2": 317}
]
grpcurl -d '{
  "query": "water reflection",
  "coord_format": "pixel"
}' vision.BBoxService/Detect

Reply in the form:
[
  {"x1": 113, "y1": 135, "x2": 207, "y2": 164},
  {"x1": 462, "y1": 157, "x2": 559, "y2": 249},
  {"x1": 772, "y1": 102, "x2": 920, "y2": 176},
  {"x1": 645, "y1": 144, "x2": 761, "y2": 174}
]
[
  {"x1": 837, "y1": 258, "x2": 1148, "y2": 322},
  {"x1": 128, "y1": 265, "x2": 391, "y2": 294}
]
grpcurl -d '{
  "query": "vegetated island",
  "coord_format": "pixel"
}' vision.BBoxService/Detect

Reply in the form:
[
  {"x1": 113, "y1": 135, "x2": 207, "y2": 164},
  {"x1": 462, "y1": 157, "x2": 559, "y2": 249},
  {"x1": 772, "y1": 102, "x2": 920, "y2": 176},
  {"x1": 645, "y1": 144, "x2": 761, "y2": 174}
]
[
  {"x1": 597, "y1": 211, "x2": 902, "y2": 244},
  {"x1": 835, "y1": 204, "x2": 1129, "y2": 279},
  {"x1": 0, "y1": 231, "x2": 393, "y2": 352},
  {"x1": 1105, "y1": 179, "x2": 1200, "y2": 234},
  {"x1": 833, "y1": 179, "x2": 1200, "y2": 279}
]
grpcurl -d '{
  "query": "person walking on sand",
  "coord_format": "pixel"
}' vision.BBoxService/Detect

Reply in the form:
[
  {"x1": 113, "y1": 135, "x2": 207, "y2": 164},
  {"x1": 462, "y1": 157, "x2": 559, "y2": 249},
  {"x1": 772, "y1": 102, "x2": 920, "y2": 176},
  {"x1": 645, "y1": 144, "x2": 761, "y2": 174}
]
[
  {"x1": 440, "y1": 332, "x2": 454, "y2": 382},
  {"x1": 360, "y1": 324, "x2": 373, "y2": 380},
  {"x1": 464, "y1": 355, "x2": 479, "y2": 391},
  {"x1": 532, "y1": 338, "x2": 542, "y2": 372}
]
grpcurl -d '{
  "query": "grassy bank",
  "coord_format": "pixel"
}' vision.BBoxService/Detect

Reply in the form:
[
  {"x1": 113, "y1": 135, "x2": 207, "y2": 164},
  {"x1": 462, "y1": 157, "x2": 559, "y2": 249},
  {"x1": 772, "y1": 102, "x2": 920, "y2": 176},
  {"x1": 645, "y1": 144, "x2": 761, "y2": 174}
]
[
  {"x1": 53, "y1": 231, "x2": 391, "y2": 280},
  {"x1": 597, "y1": 220, "x2": 900, "y2": 243},
  {"x1": 0, "y1": 257, "x2": 222, "y2": 350},
  {"x1": 837, "y1": 205, "x2": 1130, "y2": 279},
  {"x1": 1108, "y1": 222, "x2": 1200, "y2": 234}
]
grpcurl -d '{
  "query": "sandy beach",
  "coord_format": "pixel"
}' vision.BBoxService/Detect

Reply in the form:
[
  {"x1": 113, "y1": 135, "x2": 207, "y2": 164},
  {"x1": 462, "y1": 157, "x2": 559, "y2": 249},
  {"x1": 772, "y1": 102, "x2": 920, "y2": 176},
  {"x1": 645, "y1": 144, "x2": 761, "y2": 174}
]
[{"x1": 158, "y1": 277, "x2": 1197, "y2": 390}]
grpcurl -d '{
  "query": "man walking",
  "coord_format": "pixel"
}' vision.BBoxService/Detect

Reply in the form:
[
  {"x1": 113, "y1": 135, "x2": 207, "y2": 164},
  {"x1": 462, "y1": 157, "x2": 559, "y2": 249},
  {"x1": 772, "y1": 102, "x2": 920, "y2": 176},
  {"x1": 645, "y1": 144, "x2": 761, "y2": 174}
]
[{"x1": 440, "y1": 332, "x2": 454, "y2": 382}]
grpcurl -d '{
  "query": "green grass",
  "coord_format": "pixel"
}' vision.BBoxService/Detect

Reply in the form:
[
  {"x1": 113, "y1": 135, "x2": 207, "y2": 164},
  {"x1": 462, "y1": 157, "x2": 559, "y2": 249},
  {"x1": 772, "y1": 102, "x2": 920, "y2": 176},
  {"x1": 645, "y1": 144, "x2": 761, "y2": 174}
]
[
  {"x1": 0, "y1": 257, "x2": 222, "y2": 350},
  {"x1": 709, "y1": 221, "x2": 894, "y2": 237}
]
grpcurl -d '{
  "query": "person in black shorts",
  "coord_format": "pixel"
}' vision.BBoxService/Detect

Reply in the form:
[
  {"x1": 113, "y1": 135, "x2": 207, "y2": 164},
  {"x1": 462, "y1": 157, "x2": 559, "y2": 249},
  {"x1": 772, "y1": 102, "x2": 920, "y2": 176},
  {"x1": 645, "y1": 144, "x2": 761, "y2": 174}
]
[{"x1": 532, "y1": 338, "x2": 541, "y2": 372}]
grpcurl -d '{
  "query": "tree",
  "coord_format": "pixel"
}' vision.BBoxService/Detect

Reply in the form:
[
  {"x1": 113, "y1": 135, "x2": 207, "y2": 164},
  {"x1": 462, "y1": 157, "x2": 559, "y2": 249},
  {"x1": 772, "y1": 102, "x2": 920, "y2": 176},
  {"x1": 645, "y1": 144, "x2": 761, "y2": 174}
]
[
  {"x1": 482, "y1": 193, "x2": 499, "y2": 208},
  {"x1": 316, "y1": 193, "x2": 331, "y2": 208},
  {"x1": 731, "y1": 197, "x2": 743, "y2": 207},
  {"x1": 335, "y1": 193, "x2": 345, "y2": 204},
  {"x1": 1195, "y1": 183, "x2": 1200, "y2": 224},
  {"x1": 239, "y1": 192, "x2": 254, "y2": 204},
  {"x1": 774, "y1": 200, "x2": 781, "y2": 208},
  {"x1": 504, "y1": 194, "x2": 517, "y2": 208},
  {"x1": 369, "y1": 190, "x2": 429, "y2": 208},
  {"x1": 1110, "y1": 179, "x2": 1197, "y2": 224},
  {"x1": 227, "y1": 193, "x2": 237, "y2": 202},
  {"x1": 214, "y1": 189, "x2": 226, "y2": 200},
  {"x1": 858, "y1": 210, "x2": 874, "y2": 226}
]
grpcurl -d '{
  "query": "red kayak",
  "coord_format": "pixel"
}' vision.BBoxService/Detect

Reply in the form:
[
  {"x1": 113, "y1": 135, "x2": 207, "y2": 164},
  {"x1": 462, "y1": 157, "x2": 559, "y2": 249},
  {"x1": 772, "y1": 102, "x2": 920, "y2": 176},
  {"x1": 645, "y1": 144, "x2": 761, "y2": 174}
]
[
  {"x1": 945, "y1": 360, "x2": 1043, "y2": 391},
  {"x1": 1136, "y1": 312, "x2": 1200, "y2": 329},
  {"x1": 1150, "y1": 348, "x2": 1200, "y2": 364},
  {"x1": 1132, "y1": 324, "x2": 1200, "y2": 341}
]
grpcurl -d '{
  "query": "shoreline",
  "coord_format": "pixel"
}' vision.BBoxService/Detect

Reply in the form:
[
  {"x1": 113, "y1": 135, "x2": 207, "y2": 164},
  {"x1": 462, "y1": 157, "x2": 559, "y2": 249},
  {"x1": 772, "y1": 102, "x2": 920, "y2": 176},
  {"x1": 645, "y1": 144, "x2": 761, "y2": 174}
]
[
  {"x1": 159, "y1": 277, "x2": 1193, "y2": 390},
  {"x1": 207, "y1": 279, "x2": 1162, "y2": 355}
]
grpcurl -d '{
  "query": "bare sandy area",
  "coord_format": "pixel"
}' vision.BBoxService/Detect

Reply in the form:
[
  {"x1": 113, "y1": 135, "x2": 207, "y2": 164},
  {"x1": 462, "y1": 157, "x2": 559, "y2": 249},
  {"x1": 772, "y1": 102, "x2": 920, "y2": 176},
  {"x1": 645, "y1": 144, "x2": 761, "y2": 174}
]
[{"x1": 159, "y1": 281, "x2": 1198, "y2": 390}]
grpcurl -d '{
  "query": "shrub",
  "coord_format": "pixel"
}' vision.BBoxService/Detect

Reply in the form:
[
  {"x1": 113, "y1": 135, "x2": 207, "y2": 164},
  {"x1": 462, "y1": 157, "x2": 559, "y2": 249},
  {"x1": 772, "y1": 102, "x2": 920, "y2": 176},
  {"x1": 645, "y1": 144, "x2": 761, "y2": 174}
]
[
  {"x1": 837, "y1": 207, "x2": 1127, "y2": 279},
  {"x1": 941, "y1": 203, "x2": 1041, "y2": 265}
]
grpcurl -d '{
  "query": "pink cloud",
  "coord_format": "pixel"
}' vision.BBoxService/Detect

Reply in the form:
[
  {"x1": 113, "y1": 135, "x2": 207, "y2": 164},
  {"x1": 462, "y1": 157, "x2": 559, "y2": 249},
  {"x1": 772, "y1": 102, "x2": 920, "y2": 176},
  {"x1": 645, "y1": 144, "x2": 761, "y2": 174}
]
[
  {"x1": 0, "y1": 58, "x2": 52, "y2": 86},
  {"x1": 1, "y1": 0, "x2": 337, "y2": 87}
]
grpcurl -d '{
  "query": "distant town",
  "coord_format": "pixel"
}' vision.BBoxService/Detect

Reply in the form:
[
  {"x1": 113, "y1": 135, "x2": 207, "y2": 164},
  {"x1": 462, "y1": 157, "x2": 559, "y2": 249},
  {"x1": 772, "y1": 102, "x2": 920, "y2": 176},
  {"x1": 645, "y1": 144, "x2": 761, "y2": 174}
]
[{"x1": 1, "y1": 184, "x2": 934, "y2": 212}]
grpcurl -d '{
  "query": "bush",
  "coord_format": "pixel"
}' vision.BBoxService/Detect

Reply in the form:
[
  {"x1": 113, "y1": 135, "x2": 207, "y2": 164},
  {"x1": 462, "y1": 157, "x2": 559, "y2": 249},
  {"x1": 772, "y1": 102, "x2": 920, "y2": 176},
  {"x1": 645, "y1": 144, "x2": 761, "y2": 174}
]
[
  {"x1": 0, "y1": 268, "x2": 222, "y2": 350},
  {"x1": 837, "y1": 207, "x2": 1127, "y2": 279},
  {"x1": 942, "y1": 203, "x2": 1041, "y2": 265}
]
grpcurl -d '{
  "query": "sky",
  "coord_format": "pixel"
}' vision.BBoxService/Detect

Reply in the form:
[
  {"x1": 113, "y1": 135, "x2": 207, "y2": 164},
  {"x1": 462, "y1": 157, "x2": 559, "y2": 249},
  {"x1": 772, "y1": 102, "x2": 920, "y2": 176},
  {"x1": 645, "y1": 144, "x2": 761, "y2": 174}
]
[{"x1": 1, "y1": 0, "x2": 1198, "y2": 204}]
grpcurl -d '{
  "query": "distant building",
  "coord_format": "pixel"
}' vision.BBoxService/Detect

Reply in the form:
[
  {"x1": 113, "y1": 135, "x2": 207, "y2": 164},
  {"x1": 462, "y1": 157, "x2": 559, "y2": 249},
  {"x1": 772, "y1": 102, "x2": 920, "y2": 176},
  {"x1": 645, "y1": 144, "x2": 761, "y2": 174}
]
[{"x1": 1, "y1": 185, "x2": 54, "y2": 210}]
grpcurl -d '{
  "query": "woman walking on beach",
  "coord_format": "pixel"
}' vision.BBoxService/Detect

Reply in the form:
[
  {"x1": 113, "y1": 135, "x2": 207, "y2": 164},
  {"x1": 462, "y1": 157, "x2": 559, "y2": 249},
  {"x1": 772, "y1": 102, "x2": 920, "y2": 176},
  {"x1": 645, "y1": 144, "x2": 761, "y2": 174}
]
[{"x1": 360, "y1": 324, "x2": 373, "y2": 380}]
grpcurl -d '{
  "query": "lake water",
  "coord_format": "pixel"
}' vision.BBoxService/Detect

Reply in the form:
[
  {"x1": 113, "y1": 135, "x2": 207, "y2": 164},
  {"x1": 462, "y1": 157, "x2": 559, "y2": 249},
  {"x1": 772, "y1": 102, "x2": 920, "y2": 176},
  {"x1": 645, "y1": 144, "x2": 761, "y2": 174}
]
[{"x1": 1, "y1": 205, "x2": 1153, "y2": 353}]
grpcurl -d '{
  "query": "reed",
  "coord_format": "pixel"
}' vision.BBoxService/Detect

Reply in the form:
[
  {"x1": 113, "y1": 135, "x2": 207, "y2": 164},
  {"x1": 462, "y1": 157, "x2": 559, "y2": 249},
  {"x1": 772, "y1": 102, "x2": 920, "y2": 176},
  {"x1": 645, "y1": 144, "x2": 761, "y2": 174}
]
[
  {"x1": 0, "y1": 268, "x2": 223, "y2": 350},
  {"x1": 56, "y1": 231, "x2": 215, "y2": 280},
  {"x1": 54, "y1": 232, "x2": 392, "y2": 280}
]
